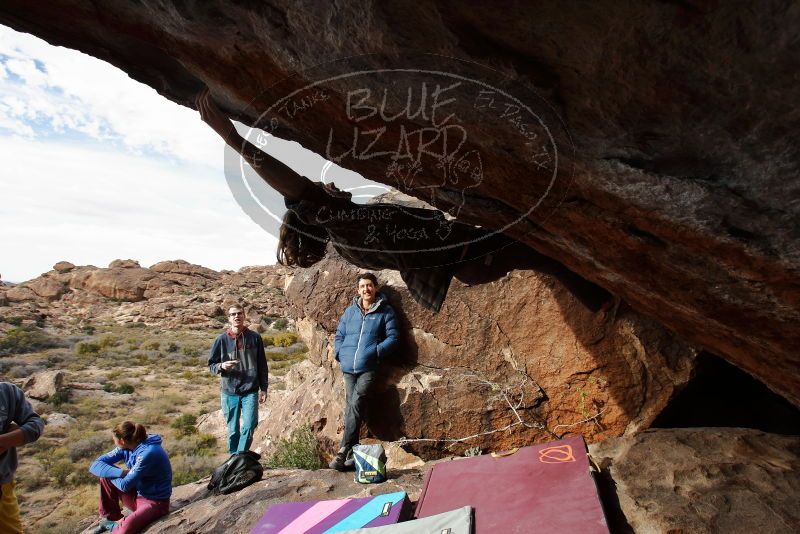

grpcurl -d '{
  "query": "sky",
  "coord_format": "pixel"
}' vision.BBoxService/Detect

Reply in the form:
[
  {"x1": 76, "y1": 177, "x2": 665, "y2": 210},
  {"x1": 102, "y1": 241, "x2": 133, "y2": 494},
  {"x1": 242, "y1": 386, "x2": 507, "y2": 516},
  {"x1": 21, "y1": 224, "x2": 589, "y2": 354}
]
[{"x1": 0, "y1": 24, "x2": 378, "y2": 283}]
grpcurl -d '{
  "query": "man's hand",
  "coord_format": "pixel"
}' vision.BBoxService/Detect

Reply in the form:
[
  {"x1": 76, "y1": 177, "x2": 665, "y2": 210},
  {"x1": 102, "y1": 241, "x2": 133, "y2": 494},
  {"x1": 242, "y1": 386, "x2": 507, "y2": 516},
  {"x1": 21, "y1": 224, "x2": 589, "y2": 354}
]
[
  {"x1": 119, "y1": 469, "x2": 129, "y2": 478},
  {"x1": 196, "y1": 87, "x2": 237, "y2": 142},
  {"x1": 259, "y1": 391, "x2": 267, "y2": 403},
  {"x1": 220, "y1": 360, "x2": 238, "y2": 371}
]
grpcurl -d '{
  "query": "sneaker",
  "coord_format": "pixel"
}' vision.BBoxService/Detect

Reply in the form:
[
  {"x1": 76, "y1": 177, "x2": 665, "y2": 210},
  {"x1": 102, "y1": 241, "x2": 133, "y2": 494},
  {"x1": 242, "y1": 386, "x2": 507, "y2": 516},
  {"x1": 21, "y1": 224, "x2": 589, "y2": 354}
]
[
  {"x1": 343, "y1": 448, "x2": 355, "y2": 469},
  {"x1": 328, "y1": 447, "x2": 349, "y2": 471},
  {"x1": 90, "y1": 519, "x2": 118, "y2": 533}
]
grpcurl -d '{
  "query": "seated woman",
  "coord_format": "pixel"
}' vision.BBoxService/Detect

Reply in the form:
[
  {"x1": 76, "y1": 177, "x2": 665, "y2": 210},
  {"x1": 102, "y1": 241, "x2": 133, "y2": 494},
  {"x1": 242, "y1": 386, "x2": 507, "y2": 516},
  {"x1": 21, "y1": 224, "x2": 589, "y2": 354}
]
[
  {"x1": 197, "y1": 88, "x2": 512, "y2": 311},
  {"x1": 89, "y1": 421, "x2": 172, "y2": 534}
]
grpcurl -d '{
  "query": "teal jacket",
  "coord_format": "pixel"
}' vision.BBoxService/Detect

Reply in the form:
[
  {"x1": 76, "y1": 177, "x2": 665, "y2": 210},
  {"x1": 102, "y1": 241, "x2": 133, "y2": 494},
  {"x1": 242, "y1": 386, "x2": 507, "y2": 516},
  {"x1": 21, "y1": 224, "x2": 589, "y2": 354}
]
[{"x1": 335, "y1": 293, "x2": 399, "y2": 374}]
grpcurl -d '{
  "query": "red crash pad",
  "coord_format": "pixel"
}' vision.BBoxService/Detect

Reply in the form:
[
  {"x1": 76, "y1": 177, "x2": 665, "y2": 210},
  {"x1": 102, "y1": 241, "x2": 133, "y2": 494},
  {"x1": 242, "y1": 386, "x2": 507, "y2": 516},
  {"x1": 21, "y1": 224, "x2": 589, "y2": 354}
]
[{"x1": 415, "y1": 435, "x2": 608, "y2": 533}]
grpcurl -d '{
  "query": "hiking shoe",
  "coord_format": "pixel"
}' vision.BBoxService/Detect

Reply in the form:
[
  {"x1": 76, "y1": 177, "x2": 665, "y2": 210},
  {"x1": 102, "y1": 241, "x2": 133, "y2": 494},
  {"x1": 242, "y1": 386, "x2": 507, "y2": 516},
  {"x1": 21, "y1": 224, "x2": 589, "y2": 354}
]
[
  {"x1": 343, "y1": 448, "x2": 355, "y2": 469},
  {"x1": 90, "y1": 519, "x2": 118, "y2": 533},
  {"x1": 329, "y1": 448, "x2": 349, "y2": 471}
]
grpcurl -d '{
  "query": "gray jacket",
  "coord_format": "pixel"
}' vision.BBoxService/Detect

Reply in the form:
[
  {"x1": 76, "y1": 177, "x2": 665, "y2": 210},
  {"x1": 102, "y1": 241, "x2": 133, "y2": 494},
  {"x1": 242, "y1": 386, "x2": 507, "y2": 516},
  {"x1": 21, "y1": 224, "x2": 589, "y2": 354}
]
[{"x1": 0, "y1": 382, "x2": 44, "y2": 484}]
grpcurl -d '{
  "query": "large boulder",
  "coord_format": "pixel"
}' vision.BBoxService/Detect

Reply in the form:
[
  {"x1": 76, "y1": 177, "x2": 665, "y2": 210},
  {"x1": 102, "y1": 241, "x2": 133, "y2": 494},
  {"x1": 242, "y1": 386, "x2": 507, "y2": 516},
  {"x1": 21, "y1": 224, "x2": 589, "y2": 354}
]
[
  {"x1": 5, "y1": 286, "x2": 37, "y2": 303},
  {"x1": 83, "y1": 267, "x2": 157, "y2": 302},
  {"x1": 257, "y1": 252, "x2": 697, "y2": 458},
  {"x1": 23, "y1": 370, "x2": 65, "y2": 401},
  {"x1": 1, "y1": 1, "x2": 797, "y2": 405},
  {"x1": 52, "y1": 261, "x2": 75, "y2": 273},
  {"x1": 590, "y1": 428, "x2": 800, "y2": 533},
  {"x1": 26, "y1": 278, "x2": 67, "y2": 301},
  {"x1": 78, "y1": 468, "x2": 426, "y2": 534}
]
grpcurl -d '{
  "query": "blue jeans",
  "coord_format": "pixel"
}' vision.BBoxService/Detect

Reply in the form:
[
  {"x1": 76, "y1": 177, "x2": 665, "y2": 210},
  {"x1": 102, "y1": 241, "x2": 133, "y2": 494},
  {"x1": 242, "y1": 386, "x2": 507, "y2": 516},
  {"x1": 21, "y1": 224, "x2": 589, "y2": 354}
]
[
  {"x1": 221, "y1": 390, "x2": 259, "y2": 454},
  {"x1": 341, "y1": 371, "x2": 377, "y2": 450}
]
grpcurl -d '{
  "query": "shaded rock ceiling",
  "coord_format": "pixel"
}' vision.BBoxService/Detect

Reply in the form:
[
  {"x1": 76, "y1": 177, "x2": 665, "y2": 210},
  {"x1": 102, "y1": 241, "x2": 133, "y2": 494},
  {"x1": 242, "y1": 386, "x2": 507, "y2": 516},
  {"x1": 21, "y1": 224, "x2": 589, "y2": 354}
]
[{"x1": 1, "y1": 2, "x2": 798, "y2": 404}]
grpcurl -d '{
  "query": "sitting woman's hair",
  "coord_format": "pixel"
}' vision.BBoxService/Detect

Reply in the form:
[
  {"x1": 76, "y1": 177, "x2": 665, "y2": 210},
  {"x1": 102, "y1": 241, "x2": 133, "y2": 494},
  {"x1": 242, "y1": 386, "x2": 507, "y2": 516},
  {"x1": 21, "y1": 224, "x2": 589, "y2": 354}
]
[
  {"x1": 277, "y1": 210, "x2": 329, "y2": 268},
  {"x1": 113, "y1": 421, "x2": 147, "y2": 444}
]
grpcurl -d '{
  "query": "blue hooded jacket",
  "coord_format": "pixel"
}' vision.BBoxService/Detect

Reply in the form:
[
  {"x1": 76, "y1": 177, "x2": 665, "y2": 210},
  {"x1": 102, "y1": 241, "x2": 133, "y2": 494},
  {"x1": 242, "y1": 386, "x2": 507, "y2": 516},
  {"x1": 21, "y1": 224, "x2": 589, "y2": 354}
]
[
  {"x1": 335, "y1": 293, "x2": 399, "y2": 374},
  {"x1": 90, "y1": 434, "x2": 172, "y2": 500}
]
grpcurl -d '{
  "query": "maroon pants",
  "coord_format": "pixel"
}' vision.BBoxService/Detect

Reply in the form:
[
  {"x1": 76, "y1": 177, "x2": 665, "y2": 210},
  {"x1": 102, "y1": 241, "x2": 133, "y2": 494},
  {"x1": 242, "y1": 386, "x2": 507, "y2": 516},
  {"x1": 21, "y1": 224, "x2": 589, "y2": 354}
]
[{"x1": 99, "y1": 478, "x2": 169, "y2": 534}]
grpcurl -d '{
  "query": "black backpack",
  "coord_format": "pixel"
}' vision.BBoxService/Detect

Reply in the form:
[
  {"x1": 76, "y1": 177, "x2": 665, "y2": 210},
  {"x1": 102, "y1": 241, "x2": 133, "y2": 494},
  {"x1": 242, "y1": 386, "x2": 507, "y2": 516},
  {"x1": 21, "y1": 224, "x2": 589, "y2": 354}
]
[{"x1": 207, "y1": 451, "x2": 264, "y2": 495}]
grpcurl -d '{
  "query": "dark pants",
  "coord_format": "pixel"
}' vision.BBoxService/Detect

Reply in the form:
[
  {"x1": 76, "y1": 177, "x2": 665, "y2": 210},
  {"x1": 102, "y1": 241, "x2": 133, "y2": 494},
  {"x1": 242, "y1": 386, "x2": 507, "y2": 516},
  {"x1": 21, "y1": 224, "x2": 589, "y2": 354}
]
[{"x1": 341, "y1": 371, "x2": 377, "y2": 450}]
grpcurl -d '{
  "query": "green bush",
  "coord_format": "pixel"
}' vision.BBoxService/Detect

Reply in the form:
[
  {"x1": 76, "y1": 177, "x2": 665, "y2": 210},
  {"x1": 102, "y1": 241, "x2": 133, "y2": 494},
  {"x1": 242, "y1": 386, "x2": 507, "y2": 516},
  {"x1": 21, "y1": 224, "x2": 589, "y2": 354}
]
[
  {"x1": 5, "y1": 316, "x2": 23, "y2": 326},
  {"x1": 169, "y1": 433, "x2": 216, "y2": 457},
  {"x1": 170, "y1": 455, "x2": 219, "y2": 486},
  {"x1": 49, "y1": 459, "x2": 74, "y2": 484},
  {"x1": 272, "y1": 332, "x2": 298, "y2": 347},
  {"x1": 0, "y1": 326, "x2": 60, "y2": 356},
  {"x1": 170, "y1": 413, "x2": 197, "y2": 437},
  {"x1": 142, "y1": 340, "x2": 160, "y2": 351},
  {"x1": 102, "y1": 382, "x2": 135, "y2": 394},
  {"x1": 75, "y1": 341, "x2": 101, "y2": 356},
  {"x1": 266, "y1": 425, "x2": 323, "y2": 470},
  {"x1": 272, "y1": 318, "x2": 288, "y2": 331},
  {"x1": 97, "y1": 334, "x2": 119, "y2": 349},
  {"x1": 49, "y1": 389, "x2": 70, "y2": 407},
  {"x1": 262, "y1": 335, "x2": 274, "y2": 347},
  {"x1": 182, "y1": 345, "x2": 201, "y2": 357},
  {"x1": 166, "y1": 342, "x2": 179, "y2": 353}
]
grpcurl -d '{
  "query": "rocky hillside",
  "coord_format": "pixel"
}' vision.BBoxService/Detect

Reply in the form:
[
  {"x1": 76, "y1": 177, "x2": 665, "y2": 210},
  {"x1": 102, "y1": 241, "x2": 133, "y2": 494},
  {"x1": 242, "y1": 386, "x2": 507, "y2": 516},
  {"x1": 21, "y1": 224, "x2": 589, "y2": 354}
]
[{"x1": 0, "y1": 259, "x2": 290, "y2": 332}]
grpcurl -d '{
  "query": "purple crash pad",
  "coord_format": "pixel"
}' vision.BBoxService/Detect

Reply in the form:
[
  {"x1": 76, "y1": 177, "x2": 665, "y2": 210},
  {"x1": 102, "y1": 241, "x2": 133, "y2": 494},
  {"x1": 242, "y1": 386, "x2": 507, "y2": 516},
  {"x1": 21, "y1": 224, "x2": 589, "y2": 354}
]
[
  {"x1": 250, "y1": 491, "x2": 410, "y2": 534},
  {"x1": 415, "y1": 435, "x2": 609, "y2": 533}
]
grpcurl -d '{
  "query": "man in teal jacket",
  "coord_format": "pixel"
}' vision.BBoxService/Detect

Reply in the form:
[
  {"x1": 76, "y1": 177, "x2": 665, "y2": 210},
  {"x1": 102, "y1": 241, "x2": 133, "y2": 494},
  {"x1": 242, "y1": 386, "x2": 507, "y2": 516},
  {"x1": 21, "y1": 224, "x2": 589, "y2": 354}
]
[{"x1": 330, "y1": 272, "x2": 399, "y2": 471}]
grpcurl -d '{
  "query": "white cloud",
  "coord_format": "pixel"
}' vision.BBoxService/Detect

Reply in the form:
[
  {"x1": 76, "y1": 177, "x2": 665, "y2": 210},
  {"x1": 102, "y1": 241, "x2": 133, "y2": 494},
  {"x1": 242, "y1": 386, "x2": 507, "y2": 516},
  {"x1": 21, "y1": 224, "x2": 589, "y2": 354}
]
[
  {"x1": 0, "y1": 136, "x2": 277, "y2": 283},
  {"x1": 0, "y1": 25, "x2": 221, "y2": 166}
]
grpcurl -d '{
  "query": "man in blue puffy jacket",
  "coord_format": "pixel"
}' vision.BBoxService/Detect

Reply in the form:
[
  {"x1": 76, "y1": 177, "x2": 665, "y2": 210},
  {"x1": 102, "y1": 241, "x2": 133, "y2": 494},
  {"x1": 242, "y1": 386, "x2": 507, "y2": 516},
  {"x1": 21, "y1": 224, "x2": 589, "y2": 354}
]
[{"x1": 329, "y1": 272, "x2": 399, "y2": 471}]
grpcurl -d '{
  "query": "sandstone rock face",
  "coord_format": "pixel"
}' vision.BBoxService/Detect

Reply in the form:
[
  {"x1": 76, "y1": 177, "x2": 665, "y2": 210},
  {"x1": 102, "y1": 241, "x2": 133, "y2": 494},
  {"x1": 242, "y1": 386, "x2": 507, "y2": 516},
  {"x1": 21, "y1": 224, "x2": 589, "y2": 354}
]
[
  {"x1": 83, "y1": 267, "x2": 155, "y2": 302},
  {"x1": 5, "y1": 286, "x2": 37, "y2": 302},
  {"x1": 589, "y1": 428, "x2": 800, "y2": 534},
  {"x1": 52, "y1": 261, "x2": 74, "y2": 273},
  {"x1": 108, "y1": 259, "x2": 140, "y2": 269},
  {"x1": 23, "y1": 370, "x2": 64, "y2": 401},
  {"x1": 26, "y1": 277, "x2": 66, "y2": 301},
  {"x1": 1, "y1": 1, "x2": 796, "y2": 405},
  {"x1": 261, "y1": 253, "x2": 697, "y2": 459}
]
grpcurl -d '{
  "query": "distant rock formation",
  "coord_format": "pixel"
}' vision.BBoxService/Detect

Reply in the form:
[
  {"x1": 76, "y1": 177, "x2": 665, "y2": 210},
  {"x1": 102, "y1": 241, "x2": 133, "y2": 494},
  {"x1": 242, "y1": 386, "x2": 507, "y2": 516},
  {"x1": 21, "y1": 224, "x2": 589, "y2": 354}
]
[{"x1": 0, "y1": 259, "x2": 291, "y2": 330}]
